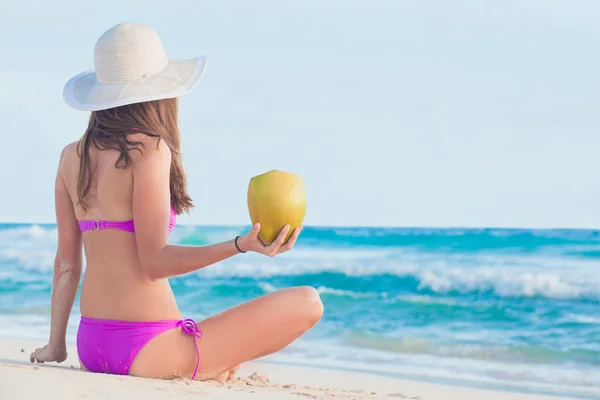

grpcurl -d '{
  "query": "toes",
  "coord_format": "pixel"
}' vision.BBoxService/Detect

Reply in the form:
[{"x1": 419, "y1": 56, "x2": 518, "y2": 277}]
[
  {"x1": 220, "y1": 371, "x2": 230, "y2": 383},
  {"x1": 226, "y1": 365, "x2": 240, "y2": 382},
  {"x1": 211, "y1": 370, "x2": 229, "y2": 384}
]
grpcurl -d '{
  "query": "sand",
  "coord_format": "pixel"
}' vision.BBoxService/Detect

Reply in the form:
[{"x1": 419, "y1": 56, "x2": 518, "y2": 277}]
[{"x1": 0, "y1": 337, "x2": 579, "y2": 400}]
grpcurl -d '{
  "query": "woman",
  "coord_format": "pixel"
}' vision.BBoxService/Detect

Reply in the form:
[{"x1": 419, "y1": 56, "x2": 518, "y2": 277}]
[{"x1": 29, "y1": 22, "x2": 323, "y2": 382}]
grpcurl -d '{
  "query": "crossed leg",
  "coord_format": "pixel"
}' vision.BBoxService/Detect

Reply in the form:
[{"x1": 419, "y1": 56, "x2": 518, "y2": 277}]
[
  {"x1": 193, "y1": 286, "x2": 324, "y2": 381},
  {"x1": 130, "y1": 286, "x2": 323, "y2": 380}
]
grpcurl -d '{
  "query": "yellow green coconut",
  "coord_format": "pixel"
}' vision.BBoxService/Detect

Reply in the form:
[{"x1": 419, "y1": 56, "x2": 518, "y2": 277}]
[{"x1": 247, "y1": 170, "x2": 306, "y2": 244}]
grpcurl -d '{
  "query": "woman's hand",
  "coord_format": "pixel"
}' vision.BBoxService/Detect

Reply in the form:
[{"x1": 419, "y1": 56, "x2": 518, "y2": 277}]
[
  {"x1": 238, "y1": 223, "x2": 302, "y2": 256},
  {"x1": 30, "y1": 343, "x2": 68, "y2": 364}
]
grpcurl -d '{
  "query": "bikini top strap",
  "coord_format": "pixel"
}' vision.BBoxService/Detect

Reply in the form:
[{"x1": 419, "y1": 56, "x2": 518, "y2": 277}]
[{"x1": 78, "y1": 220, "x2": 135, "y2": 233}]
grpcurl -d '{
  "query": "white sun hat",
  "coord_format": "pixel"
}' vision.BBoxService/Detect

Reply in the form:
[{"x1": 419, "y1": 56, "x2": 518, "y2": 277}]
[{"x1": 63, "y1": 22, "x2": 207, "y2": 111}]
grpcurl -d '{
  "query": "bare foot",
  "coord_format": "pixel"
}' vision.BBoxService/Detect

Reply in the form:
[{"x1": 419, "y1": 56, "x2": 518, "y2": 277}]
[
  {"x1": 226, "y1": 365, "x2": 240, "y2": 382},
  {"x1": 210, "y1": 370, "x2": 230, "y2": 383},
  {"x1": 208, "y1": 365, "x2": 241, "y2": 383}
]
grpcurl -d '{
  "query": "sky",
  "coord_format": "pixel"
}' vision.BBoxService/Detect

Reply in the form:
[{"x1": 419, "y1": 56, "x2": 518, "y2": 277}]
[{"x1": 1, "y1": 0, "x2": 600, "y2": 228}]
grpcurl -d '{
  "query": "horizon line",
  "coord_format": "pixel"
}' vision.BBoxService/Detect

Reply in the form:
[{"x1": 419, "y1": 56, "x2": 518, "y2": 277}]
[{"x1": 0, "y1": 221, "x2": 599, "y2": 232}]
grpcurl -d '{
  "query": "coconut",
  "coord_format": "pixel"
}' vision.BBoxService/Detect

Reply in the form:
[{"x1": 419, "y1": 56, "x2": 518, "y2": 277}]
[{"x1": 247, "y1": 170, "x2": 306, "y2": 245}]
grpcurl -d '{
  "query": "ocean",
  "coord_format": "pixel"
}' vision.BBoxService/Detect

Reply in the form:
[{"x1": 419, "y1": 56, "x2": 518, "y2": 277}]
[{"x1": 1, "y1": 224, "x2": 600, "y2": 399}]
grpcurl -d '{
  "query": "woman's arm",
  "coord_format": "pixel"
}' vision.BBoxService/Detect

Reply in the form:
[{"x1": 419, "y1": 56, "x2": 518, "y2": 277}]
[
  {"x1": 131, "y1": 136, "x2": 300, "y2": 281},
  {"x1": 31, "y1": 146, "x2": 83, "y2": 363}
]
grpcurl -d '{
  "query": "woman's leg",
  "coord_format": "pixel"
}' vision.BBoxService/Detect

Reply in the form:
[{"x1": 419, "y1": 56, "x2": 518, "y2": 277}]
[
  {"x1": 130, "y1": 286, "x2": 323, "y2": 381},
  {"x1": 193, "y1": 286, "x2": 323, "y2": 381}
]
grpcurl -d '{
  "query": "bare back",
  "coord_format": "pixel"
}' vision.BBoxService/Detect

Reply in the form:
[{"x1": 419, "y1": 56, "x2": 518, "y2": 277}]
[{"x1": 59, "y1": 141, "x2": 181, "y2": 321}]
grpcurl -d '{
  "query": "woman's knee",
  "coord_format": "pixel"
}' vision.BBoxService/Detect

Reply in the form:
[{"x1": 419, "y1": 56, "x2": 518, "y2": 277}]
[{"x1": 289, "y1": 286, "x2": 324, "y2": 328}]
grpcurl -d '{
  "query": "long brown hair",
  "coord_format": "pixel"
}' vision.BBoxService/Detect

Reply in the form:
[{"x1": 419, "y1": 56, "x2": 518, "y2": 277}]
[{"x1": 76, "y1": 98, "x2": 193, "y2": 215}]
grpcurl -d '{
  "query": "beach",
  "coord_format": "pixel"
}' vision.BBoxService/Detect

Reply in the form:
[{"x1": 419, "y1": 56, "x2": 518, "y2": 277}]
[
  {"x1": 2, "y1": 224, "x2": 600, "y2": 399},
  {"x1": 3, "y1": 0, "x2": 600, "y2": 397},
  {"x1": 0, "y1": 337, "x2": 580, "y2": 400}
]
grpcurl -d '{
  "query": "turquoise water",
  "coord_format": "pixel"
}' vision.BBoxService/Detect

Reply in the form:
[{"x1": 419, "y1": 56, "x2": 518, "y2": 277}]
[{"x1": 1, "y1": 224, "x2": 600, "y2": 398}]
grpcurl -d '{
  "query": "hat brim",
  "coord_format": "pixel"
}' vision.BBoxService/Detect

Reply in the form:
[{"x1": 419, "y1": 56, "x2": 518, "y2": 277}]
[{"x1": 63, "y1": 56, "x2": 207, "y2": 111}]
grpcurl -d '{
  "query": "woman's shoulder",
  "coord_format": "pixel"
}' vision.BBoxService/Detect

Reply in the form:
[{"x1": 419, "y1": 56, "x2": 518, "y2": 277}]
[
  {"x1": 61, "y1": 140, "x2": 79, "y2": 154},
  {"x1": 53, "y1": 141, "x2": 80, "y2": 182},
  {"x1": 129, "y1": 133, "x2": 172, "y2": 167},
  {"x1": 58, "y1": 141, "x2": 80, "y2": 166}
]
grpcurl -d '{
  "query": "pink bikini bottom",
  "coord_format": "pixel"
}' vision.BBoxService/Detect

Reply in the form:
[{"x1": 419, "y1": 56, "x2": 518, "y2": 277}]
[{"x1": 77, "y1": 316, "x2": 203, "y2": 379}]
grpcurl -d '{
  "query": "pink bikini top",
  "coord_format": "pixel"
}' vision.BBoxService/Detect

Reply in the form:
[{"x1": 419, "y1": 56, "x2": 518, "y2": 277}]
[{"x1": 78, "y1": 206, "x2": 177, "y2": 234}]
